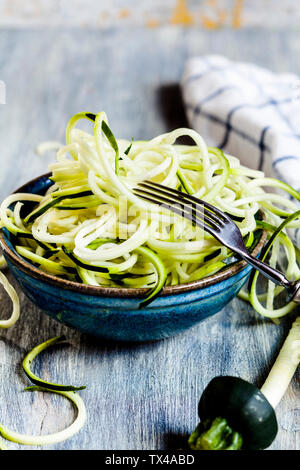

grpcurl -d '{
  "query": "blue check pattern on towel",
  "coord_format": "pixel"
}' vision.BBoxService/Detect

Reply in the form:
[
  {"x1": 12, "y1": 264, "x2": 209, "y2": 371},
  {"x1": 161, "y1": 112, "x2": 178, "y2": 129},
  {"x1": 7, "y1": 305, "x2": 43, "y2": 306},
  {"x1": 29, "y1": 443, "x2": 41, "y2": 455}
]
[{"x1": 181, "y1": 55, "x2": 300, "y2": 192}]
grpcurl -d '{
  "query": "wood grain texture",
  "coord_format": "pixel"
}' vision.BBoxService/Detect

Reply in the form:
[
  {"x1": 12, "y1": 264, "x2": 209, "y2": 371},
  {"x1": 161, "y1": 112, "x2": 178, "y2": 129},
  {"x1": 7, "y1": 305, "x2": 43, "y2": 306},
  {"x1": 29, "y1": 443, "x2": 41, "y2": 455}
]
[{"x1": 0, "y1": 27, "x2": 299, "y2": 450}]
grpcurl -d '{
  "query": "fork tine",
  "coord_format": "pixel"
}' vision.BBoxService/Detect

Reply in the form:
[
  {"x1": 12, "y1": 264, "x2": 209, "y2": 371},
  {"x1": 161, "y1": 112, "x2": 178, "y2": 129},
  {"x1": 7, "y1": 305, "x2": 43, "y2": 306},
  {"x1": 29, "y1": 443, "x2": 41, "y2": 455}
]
[
  {"x1": 134, "y1": 187, "x2": 222, "y2": 231},
  {"x1": 133, "y1": 187, "x2": 221, "y2": 236},
  {"x1": 139, "y1": 180, "x2": 230, "y2": 223},
  {"x1": 133, "y1": 190, "x2": 218, "y2": 237},
  {"x1": 135, "y1": 182, "x2": 226, "y2": 228}
]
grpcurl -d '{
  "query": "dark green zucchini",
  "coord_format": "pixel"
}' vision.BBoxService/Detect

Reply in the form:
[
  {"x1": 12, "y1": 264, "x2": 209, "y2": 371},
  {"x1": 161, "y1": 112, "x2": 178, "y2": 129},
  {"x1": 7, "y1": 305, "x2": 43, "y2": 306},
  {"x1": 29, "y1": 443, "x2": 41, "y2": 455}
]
[{"x1": 189, "y1": 376, "x2": 277, "y2": 450}]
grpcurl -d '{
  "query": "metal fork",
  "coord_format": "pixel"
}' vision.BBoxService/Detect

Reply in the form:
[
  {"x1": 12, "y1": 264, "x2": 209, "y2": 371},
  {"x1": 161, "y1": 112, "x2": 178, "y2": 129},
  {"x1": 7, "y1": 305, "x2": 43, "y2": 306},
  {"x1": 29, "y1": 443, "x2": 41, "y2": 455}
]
[{"x1": 133, "y1": 180, "x2": 300, "y2": 303}]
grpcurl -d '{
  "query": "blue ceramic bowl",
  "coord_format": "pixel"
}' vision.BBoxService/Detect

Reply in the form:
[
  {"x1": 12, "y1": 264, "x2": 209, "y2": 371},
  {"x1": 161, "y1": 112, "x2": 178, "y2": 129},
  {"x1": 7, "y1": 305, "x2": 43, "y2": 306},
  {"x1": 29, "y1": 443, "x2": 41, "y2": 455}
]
[{"x1": 0, "y1": 174, "x2": 266, "y2": 342}]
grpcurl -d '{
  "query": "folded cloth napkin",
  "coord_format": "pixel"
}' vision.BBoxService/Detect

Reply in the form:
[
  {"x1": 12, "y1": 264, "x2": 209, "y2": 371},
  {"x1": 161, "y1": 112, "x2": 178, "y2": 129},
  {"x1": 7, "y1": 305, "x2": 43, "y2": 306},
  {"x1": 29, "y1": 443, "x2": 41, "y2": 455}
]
[{"x1": 181, "y1": 55, "x2": 300, "y2": 192}]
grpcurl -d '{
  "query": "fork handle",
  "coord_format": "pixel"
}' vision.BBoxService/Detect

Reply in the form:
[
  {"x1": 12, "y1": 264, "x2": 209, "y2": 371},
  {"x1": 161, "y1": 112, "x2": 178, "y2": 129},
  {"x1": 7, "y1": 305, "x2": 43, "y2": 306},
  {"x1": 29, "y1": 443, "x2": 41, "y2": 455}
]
[
  {"x1": 240, "y1": 251, "x2": 291, "y2": 289},
  {"x1": 242, "y1": 252, "x2": 300, "y2": 303}
]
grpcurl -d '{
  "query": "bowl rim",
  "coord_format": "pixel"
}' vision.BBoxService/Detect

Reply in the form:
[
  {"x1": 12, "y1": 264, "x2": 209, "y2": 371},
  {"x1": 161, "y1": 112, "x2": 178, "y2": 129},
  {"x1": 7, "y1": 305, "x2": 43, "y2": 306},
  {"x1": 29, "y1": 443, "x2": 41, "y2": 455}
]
[{"x1": 0, "y1": 173, "x2": 267, "y2": 298}]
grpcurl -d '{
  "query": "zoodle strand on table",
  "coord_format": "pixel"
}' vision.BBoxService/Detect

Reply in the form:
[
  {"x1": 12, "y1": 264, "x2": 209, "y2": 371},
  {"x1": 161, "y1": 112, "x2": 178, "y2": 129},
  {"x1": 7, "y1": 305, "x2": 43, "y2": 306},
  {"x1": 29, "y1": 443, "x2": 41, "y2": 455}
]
[{"x1": 1, "y1": 111, "x2": 300, "y2": 325}]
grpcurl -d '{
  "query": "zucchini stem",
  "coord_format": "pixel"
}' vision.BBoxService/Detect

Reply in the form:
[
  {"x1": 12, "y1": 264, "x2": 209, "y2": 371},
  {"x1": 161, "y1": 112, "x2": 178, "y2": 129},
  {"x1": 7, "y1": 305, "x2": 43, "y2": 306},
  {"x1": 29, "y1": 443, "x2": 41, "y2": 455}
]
[{"x1": 260, "y1": 317, "x2": 300, "y2": 409}]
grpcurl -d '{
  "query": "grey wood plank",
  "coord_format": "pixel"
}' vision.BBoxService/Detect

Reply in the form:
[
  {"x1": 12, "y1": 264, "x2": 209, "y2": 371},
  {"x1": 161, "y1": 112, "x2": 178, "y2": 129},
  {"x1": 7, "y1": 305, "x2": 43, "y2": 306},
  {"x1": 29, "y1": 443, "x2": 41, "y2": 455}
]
[
  {"x1": 0, "y1": 27, "x2": 299, "y2": 450},
  {"x1": 1, "y1": 0, "x2": 300, "y2": 30}
]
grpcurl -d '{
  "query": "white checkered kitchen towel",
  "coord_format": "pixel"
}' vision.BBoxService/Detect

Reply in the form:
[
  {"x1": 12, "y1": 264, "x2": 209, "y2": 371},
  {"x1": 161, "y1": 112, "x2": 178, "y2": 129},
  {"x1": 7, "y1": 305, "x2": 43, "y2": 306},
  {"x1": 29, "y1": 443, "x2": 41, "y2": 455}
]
[{"x1": 181, "y1": 55, "x2": 300, "y2": 192}]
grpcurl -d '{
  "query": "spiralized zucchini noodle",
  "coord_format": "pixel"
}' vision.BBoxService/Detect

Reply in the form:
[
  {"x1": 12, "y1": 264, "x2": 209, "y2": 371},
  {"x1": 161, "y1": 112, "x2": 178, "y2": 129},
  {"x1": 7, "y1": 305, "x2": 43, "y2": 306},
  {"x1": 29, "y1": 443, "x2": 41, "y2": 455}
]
[
  {"x1": 1, "y1": 111, "x2": 300, "y2": 321},
  {"x1": 22, "y1": 335, "x2": 86, "y2": 391},
  {"x1": 0, "y1": 271, "x2": 20, "y2": 329},
  {"x1": 0, "y1": 386, "x2": 86, "y2": 447},
  {"x1": 0, "y1": 336, "x2": 86, "y2": 448}
]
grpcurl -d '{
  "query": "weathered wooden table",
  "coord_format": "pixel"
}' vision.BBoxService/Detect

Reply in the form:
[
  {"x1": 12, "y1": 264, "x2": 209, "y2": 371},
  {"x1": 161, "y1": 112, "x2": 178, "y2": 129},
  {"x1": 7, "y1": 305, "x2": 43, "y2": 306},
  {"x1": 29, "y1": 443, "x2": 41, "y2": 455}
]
[{"x1": 0, "y1": 26, "x2": 299, "y2": 450}]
